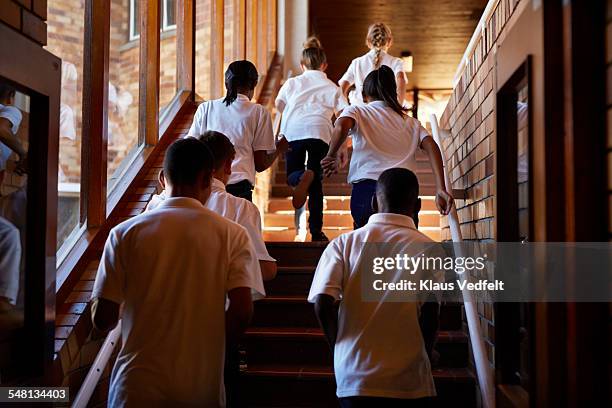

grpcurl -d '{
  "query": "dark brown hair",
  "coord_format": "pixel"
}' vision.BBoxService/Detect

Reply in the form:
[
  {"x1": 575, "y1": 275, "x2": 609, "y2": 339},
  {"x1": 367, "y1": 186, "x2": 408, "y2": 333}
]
[
  {"x1": 223, "y1": 60, "x2": 259, "y2": 106},
  {"x1": 362, "y1": 65, "x2": 407, "y2": 118},
  {"x1": 197, "y1": 131, "x2": 235, "y2": 171},
  {"x1": 301, "y1": 36, "x2": 327, "y2": 70}
]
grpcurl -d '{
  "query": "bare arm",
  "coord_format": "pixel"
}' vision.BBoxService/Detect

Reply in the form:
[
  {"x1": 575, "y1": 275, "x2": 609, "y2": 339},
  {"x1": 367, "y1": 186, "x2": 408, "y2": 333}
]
[
  {"x1": 321, "y1": 117, "x2": 354, "y2": 177},
  {"x1": 314, "y1": 294, "x2": 338, "y2": 351},
  {"x1": 0, "y1": 118, "x2": 26, "y2": 158},
  {"x1": 91, "y1": 297, "x2": 120, "y2": 333},
  {"x1": 259, "y1": 260, "x2": 277, "y2": 281},
  {"x1": 420, "y1": 136, "x2": 453, "y2": 215},
  {"x1": 253, "y1": 138, "x2": 288, "y2": 172},
  {"x1": 396, "y1": 72, "x2": 407, "y2": 106},
  {"x1": 339, "y1": 80, "x2": 352, "y2": 101},
  {"x1": 226, "y1": 287, "x2": 253, "y2": 346}
]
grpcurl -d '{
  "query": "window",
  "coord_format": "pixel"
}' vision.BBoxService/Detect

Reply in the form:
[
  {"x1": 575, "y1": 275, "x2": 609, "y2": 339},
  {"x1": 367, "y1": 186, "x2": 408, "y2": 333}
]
[
  {"x1": 45, "y1": 0, "x2": 86, "y2": 255},
  {"x1": 195, "y1": 0, "x2": 213, "y2": 100},
  {"x1": 160, "y1": 0, "x2": 179, "y2": 114},
  {"x1": 108, "y1": 0, "x2": 142, "y2": 192},
  {"x1": 130, "y1": 0, "x2": 177, "y2": 41}
]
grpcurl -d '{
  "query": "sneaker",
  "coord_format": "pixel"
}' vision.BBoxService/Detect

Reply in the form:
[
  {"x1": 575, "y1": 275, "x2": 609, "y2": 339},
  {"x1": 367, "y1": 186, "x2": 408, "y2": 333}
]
[
  {"x1": 292, "y1": 170, "x2": 315, "y2": 209},
  {"x1": 311, "y1": 231, "x2": 329, "y2": 242}
]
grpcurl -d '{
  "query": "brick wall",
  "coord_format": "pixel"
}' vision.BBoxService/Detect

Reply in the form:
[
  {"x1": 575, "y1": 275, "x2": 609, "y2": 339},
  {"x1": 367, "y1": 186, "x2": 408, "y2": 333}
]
[
  {"x1": 439, "y1": 0, "x2": 524, "y2": 367},
  {"x1": 0, "y1": 0, "x2": 47, "y2": 46}
]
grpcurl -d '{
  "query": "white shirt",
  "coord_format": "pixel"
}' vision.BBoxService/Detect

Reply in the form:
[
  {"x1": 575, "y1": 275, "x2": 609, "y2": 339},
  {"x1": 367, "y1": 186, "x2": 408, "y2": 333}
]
[
  {"x1": 339, "y1": 49, "x2": 405, "y2": 106},
  {"x1": 92, "y1": 197, "x2": 264, "y2": 407},
  {"x1": 339, "y1": 101, "x2": 429, "y2": 183},
  {"x1": 276, "y1": 70, "x2": 347, "y2": 143},
  {"x1": 0, "y1": 216, "x2": 20, "y2": 305},
  {"x1": 0, "y1": 104, "x2": 23, "y2": 171},
  {"x1": 187, "y1": 95, "x2": 276, "y2": 185},
  {"x1": 308, "y1": 213, "x2": 443, "y2": 399},
  {"x1": 147, "y1": 179, "x2": 275, "y2": 264}
]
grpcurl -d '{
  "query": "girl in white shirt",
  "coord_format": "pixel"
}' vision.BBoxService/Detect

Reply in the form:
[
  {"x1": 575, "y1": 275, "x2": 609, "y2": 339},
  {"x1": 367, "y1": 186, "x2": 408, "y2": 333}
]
[
  {"x1": 188, "y1": 60, "x2": 288, "y2": 201},
  {"x1": 339, "y1": 22, "x2": 407, "y2": 106},
  {"x1": 275, "y1": 38, "x2": 347, "y2": 242},
  {"x1": 322, "y1": 65, "x2": 452, "y2": 228}
]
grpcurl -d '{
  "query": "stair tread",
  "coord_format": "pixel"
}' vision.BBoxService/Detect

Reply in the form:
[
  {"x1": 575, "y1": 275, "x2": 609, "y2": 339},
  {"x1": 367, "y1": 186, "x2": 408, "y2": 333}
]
[
  {"x1": 244, "y1": 364, "x2": 475, "y2": 382},
  {"x1": 245, "y1": 327, "x2": 468, "y2": 343}
]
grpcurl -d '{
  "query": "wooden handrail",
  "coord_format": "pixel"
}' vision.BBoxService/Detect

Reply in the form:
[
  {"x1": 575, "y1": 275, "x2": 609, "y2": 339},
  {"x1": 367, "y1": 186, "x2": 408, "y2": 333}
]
[
  {"x1": 72, "y1": 322, "x2": 122, "y2": 408},
  {"x1": 430, "y1": 114, "x2": 496, "y2": 408}
]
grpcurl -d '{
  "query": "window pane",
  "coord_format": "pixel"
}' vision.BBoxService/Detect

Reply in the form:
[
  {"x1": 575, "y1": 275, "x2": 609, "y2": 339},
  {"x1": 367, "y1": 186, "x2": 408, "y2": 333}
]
[
  {"x1": 195, "y1": 0, "x2": 212, "y2": 100},
  {"x1": 131, "y1": 0, "x2": 140, "y2": 39},
  {"x1": 160, "y1": 0, "x2": 178, "y2": 114},
  {"x1": 107, "y1": 0, "x2": 141, "y2": 193},
  {"x1": 165, "y1": 0, "x2": 177, "y2": 28},
  {"x1": 45, "y1": 0, "x2": 85, "y2": 251}
]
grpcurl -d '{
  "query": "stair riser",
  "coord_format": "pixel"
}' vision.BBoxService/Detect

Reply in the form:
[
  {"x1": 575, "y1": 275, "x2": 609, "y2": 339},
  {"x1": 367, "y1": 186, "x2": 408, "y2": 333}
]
[
  {"x1": 268, "y1": 197, "x2": 439, "y2": 213},
  {"x1": 245, "y1": 337, "x2": 333, "y2": 366},
  {"x1": 265, "y1": 213, "x2": 440, "y2": 229},
  {"x1": 254, "y1": 300, "x2": 465, "y2": 332},
  {"x1": 264, "y1": 274, "x2": 314, "y2": 296},
  {"x1": 267, "y1": 246, "x2": 326, "y2": 267},
  {"x1": 244, "y1": 335, "x2": 468, "y2": 368},
  {"x1": 264, "y1": 228, "x2": 441, "y2": 242},
  {"x1": 239, "y1": 375, "x2": 476, "y2": 408},
  {"x1": 272, "y1": 184, "x2": 438, "y2": 197}
]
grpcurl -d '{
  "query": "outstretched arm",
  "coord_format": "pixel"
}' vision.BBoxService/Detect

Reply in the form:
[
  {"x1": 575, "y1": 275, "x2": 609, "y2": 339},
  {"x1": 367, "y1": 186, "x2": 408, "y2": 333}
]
[
  {"x1": 0, "y1": 118, "x2": 26, "y2": 158},
  {"x1": 396, "y1": 72, "x2": 407, "y2": 106},
  {"x1": 321, "y1": 117, "x2": 354, "y2": 177},
  {"x1": 339, "y1": 80, "x2": 352, "y2": 102},
  {"x1": 420, "y1": 136, "x2": 453, "y2": 215}
]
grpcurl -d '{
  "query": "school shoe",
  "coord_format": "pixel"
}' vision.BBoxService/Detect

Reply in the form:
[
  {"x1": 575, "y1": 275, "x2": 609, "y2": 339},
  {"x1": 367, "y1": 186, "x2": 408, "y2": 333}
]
[
  {"x1": 292, "y1": 170, "x2": 315, "y2": 209},
  {"x1": 311, "y1": 231, "x2": 329, "y2": 242}
]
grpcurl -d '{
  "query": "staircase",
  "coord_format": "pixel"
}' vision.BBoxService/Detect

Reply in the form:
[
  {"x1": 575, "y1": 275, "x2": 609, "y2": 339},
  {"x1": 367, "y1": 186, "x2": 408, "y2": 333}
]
[
  {"x1": 239, "y1": 242, "x2": 477, "y2": 407},
  {"x1": 263, "y1": 150, "x2": 442, "y2": 242}
]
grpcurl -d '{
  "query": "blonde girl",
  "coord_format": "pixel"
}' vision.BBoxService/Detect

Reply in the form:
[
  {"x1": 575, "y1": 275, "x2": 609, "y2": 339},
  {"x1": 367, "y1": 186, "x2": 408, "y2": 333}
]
[{"x1": 338, "y1": 22, "x2": 407, "y2": 106}]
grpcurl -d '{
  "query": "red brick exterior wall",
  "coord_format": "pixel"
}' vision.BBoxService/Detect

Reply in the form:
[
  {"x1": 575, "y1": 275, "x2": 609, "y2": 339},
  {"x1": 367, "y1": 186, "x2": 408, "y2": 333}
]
[{"x1": 0, "y1": 0, "x2": 47, "y2": 46}]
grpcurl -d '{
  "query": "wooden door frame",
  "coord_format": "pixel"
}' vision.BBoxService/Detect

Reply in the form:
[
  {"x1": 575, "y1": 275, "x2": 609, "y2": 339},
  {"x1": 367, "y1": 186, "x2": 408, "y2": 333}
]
[{"x1": 0, "y1": 24, "x2": 61, "y2": 382}]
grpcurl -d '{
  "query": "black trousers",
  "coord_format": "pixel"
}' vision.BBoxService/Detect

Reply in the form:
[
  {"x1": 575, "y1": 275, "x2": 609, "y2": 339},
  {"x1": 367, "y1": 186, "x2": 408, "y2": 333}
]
[
  {"x1": 339, "y1": 396, "x2": 432, "y2": 408},
  {"x1": 285, "y1": 138, "x2": 329, "y2": 234},
  {"x1": 226, "y1": 179, "x2": 253, "y2": 202}
]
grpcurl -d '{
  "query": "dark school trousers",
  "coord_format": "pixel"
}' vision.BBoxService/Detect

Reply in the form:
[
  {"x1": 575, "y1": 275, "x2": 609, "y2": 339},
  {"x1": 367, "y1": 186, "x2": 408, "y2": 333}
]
[
  {"x1": 285, "y1": 138, "x2": 329, "y2": 234},
  {"x1": 350, "y1": 179, "x2": 377, "y2": 229},
  {"x1": 226, "y1": 179, "x2": 253, "y2": 202}
]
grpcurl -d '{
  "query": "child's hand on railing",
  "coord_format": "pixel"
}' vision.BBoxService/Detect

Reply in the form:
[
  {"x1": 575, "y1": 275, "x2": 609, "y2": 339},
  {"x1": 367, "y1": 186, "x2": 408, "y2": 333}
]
[
  {"x1": 435, "y1": 189, "x2": 453, "y2": 215},
  {"x1": 321, "y1": 155, "x2": 338, "y2": 177}
]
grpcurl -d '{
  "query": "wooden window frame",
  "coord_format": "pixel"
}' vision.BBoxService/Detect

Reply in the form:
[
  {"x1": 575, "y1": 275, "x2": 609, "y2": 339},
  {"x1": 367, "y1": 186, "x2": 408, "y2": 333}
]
[{"x1": 57, "y1": 0, "x2": 195, "y2": 294}]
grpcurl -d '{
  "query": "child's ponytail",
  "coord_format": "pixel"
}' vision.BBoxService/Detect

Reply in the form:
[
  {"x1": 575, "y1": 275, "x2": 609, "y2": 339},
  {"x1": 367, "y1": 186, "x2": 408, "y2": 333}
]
[
  {"x1": 362, "y1": 65, "x2": 407, "y2": 118},
  {"x1": 301, "y1": 36, "x2": 327, "y2": 70},
  {"x1": 223, "y1": 60, "x2": 259, "y2": 106},
  {"x1": 366, "y1": 23, "x2": 393, "y2": 69}
]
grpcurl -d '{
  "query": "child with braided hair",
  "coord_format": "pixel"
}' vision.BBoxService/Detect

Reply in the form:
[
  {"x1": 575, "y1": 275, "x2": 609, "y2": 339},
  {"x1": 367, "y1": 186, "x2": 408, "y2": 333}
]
[{"x1": 339, "y1": 22, "x2": 407, "y2": 106}]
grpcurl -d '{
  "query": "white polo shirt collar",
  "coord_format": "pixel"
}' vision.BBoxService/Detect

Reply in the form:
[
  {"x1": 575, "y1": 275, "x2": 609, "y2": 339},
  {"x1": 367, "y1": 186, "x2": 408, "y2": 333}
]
[
  {"x1": 236, "y1": 93, "x2": 250, "y2": 102},
  {"x1": 156, "y1": 196, "x2": 205, "y2": 210},
  {"x1": 211, "y1": 177, "x2": 226, "y2": 192},
  {"x1": 368, "y1": 212, "x2": 417, "y2": 229},
  {"x1": 367, "y1": 100, "x2": 388, "y2": 108}
]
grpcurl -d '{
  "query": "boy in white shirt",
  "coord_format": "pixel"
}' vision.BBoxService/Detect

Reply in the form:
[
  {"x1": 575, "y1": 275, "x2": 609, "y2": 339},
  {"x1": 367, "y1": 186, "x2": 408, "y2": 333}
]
[
  {"x1": 0, "y1": 84, "x2": 26, "y2": 183},
  {"x1": 147, "y1": 131, "x2": 277, "y2": 282},
  {"x1": 188, "y1": 60, "x2": 288, "y2": 201},
  {"x1": 309, "y1": 168, "x2": 442, "y2": 407},
  {"x1": 275, "y1": 37, "x2": 347, "y2": 242},
  {"x1": 322, "y1": 65, "x2": 453, "y2": 229},
  {"x1": 92, "y1": 138, "x2": 264, "y2": 407},
  {"x1": 339, "y1": 23, "x2": 407, "y2": 106}
]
